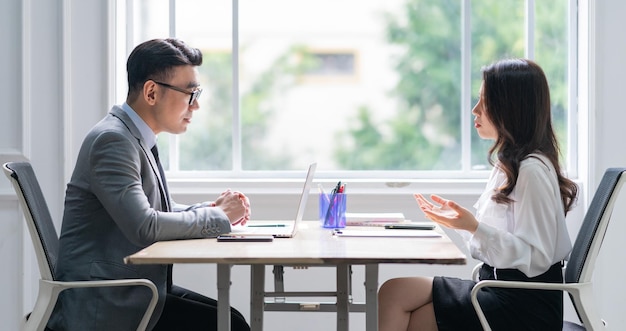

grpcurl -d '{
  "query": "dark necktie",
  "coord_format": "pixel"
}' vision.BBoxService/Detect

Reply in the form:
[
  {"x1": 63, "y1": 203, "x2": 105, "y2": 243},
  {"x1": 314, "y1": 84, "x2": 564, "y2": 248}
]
[
  {"x1": 150, "y1": 145, "x2": 170, "y2": 212},
  {"x1": 150, "y1": 145, "x2": 173, "y2": 290}
]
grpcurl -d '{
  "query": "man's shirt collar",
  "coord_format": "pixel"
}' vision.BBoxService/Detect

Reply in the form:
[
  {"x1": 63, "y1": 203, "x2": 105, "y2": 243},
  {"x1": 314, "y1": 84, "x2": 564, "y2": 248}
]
[{"x1": 120, "y1": 102, "x2": 157, "y2": 149}]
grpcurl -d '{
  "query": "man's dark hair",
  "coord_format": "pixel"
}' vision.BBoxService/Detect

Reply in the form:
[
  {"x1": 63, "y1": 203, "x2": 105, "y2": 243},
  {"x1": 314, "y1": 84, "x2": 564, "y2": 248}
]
[{"x1": 126, "y1": 38, "x2": 203, "y2": 101}]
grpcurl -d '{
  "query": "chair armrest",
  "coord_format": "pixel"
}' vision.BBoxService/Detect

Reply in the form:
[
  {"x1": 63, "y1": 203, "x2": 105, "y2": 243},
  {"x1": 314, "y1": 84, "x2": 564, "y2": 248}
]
[
  {"x1": 470, "y1": 280, "x2": 590, "y2": 331},
  {"x1": 26, "y1": 278, "x2": 158, "y2": 331}
]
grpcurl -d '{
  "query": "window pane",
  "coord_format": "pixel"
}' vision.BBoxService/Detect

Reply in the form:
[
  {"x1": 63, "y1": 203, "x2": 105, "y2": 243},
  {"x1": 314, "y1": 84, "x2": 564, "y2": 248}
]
[
  {"x1": 134, "y1": 0, "x2": 169, "y2": 40},
  {"x1": 470, "y1": 0, "x2": 525, "y2": 169},
  {"x1": 535, "y1": 0, "x2": 570, "y2": 162},
  {"x1": 176, "y1": 1, "x2": 233, "y2": 170},
  {"x1": 238, "y1": 0, "x2": 462, "y2": 171}
]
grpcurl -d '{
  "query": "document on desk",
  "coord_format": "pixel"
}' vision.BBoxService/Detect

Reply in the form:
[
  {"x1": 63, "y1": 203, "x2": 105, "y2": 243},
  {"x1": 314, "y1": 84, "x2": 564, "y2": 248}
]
[
  {"x1": 345, "y1": 212, "x2": 407, "y2": 226},
  {"x1": 332, "y1": 229, "x2": 442, "y2": 238}
]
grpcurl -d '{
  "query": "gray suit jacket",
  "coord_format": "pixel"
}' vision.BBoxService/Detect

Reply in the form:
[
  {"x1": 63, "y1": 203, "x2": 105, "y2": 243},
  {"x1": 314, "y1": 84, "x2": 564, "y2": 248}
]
[{"x1": 48, "y1": 106, "x2": 231, "y2": 331}]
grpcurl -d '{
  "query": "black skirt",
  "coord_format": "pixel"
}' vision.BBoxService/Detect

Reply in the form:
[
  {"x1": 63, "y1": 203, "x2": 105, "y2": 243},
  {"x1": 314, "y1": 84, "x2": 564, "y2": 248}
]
[{"x1": 432, "y1": 262, "x2": 564, "y2": 331}]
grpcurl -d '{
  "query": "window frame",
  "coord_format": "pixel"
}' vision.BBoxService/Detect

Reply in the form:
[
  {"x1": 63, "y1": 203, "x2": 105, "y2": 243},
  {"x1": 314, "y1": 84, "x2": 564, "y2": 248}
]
[{"x1": 111, "y1": 0, "x2": 580, "y2": 190}]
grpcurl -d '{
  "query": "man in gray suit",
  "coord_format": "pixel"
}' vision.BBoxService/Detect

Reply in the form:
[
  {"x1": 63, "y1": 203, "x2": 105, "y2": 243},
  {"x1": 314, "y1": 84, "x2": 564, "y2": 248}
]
[{"x1": 48, "y1": 38, "x2": 251, "y2": 331}]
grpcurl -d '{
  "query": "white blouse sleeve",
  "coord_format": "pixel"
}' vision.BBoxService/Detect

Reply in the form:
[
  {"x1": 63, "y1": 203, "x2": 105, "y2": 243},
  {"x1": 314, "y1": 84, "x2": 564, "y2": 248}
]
[{"x1": 468, "y1": 158, "x2": 569, "y2": 277}]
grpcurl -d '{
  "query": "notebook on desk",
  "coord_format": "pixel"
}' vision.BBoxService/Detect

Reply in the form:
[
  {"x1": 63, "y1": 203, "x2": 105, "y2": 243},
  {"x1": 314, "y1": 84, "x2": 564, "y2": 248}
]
[{"x1": 227, "y1": 162, "x2": 317, "y2": 238}]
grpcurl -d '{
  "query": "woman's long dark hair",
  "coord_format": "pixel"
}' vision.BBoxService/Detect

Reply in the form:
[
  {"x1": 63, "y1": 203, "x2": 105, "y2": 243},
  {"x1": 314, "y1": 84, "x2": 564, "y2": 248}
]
[{"x1": 482, "y1": 58, "x2": 577, "y2": 214}]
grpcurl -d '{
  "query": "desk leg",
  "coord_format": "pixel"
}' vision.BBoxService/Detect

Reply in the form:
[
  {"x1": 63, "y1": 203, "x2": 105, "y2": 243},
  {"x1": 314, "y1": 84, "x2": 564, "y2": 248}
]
[
  {"x1": 337, "y1": 264, "x2": 350, "y2": 331},
  {"x1": 250, "y1": 265, "x2": 265, "y2": 331},
  {"x1": 365, "y1": 264, "x2": 379, "y2": 331},
  {"x1": 217, "y1": 264, "x2": 232, "y2": 331}
]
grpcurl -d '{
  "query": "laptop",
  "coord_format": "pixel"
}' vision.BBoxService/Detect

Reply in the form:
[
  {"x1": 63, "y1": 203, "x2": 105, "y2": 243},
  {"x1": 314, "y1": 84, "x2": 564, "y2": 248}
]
[{"x1": 226, "y1": 162, "x2": 317, "y2": 238}]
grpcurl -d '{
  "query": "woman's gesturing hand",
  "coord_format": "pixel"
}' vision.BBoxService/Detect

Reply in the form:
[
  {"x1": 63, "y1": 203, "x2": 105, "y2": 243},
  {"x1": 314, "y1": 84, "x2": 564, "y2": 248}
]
[{"x1": 414, "y1": 194, "x2": 479, "y2": 233}]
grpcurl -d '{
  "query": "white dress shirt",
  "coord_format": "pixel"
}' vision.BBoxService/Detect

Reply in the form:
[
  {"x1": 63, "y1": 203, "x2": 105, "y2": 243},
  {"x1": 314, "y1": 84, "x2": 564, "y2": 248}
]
[{"x1": 463, "y1": 154, "x2": 572, "y2": 278}]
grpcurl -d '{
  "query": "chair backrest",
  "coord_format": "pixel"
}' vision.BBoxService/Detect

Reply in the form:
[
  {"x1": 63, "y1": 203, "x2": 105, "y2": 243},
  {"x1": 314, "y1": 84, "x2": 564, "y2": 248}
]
[
  {"x1": 3, "y1": 162, "x2": 59, "y2": 281},
  {"x1": 565, "y1": 167, "x2": 626, "y2": 284}
]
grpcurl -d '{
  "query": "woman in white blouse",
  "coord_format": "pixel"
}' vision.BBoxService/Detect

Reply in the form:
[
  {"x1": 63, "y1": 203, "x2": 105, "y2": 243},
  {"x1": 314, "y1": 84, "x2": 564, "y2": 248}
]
[{"x1": 378, "y1": 58, "x2": 578, "y2": 331}]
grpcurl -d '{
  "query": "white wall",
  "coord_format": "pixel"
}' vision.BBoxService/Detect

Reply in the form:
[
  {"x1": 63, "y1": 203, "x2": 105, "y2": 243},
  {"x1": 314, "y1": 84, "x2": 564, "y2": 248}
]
[
  {"x1": 1, "y1": 1, "x2": 64, "y2": 330},
  {"x1": 588, "y1": 0, "x2": 626, "y2": 329},
  {"x1": 0, "y1": 0, "x2": 624, "y2": 330}
]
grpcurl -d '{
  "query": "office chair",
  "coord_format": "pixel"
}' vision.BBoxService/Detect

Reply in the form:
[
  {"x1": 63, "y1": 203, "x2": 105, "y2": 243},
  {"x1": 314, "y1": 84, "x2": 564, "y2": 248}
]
[
  {"x1": 470, "y1": 167, "x2": 626, "y2": 331},
  {"x1": 3, "y1": 162, "x2": 158, "y2": 331}
]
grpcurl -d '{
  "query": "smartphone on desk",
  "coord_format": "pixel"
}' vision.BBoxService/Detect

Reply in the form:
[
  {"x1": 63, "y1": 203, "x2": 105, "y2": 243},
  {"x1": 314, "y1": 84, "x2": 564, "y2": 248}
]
[
  {"x1": 217, "y1": 235, "x2": 274, "y2": 242},
  {"x1": 384, "y1": 223, "x2": 436, "y2": 230}
]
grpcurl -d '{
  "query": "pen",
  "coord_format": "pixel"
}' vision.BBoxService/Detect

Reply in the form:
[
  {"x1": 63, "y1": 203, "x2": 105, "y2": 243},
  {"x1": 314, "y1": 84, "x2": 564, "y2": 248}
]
[
  {"x1": 247, "y1": 224, "x2": 286, "y2": 228},
  {"x1": 332, "y1": 181, "x2": 342, "y2": 194}
]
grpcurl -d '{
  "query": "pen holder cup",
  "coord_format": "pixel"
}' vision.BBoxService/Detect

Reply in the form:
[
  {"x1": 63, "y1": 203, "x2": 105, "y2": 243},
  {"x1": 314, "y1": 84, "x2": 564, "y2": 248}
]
[{"x1": 319, "y1": 193, "x2": 347, "y2": 228}]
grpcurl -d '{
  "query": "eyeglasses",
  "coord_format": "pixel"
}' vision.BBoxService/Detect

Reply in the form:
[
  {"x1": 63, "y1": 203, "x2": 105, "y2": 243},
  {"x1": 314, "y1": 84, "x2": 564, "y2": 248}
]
[{"x1": 152, "y1": 81, "x2": 203, "y2": 105}]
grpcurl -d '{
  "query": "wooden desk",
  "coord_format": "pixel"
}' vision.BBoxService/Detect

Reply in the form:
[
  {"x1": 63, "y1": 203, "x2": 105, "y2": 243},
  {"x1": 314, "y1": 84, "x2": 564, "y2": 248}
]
[{"x1": 125, "y1": 223, "x2": 466, "y2": 331}]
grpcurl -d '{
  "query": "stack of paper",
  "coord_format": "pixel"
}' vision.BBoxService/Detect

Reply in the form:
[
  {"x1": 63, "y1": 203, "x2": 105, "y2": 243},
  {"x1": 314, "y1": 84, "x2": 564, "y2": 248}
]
[{"x1": 345, "y1": 212, "x2": 407, "y2": 226}]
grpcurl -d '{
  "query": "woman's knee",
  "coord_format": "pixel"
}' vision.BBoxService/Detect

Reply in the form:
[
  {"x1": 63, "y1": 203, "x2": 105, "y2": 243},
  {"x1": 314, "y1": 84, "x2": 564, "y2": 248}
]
[
  {"x1": 378, "y1": 278, "x2": 406, "y2": 303},
  {"x1": 379, "y1": 277, "x2": 434, "y2": 305}
]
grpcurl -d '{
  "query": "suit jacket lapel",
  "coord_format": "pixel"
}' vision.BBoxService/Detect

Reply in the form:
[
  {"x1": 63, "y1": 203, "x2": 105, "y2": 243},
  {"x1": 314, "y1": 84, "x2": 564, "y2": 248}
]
[{"x1": 110, "y1": 107, "x2": 170, "y2": 211}]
